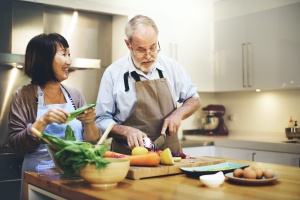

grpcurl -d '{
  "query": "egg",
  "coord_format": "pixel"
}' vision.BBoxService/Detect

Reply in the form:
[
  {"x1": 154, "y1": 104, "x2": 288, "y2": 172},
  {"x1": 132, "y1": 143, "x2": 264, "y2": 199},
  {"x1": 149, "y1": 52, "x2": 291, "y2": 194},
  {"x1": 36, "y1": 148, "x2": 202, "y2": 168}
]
[
  {"x1": 254, "y1": 168, "x2": 264, "y2": 179},
  {"x1": 264, "y1": 168, "x2": 275, "y2": 179},
  {"x1": 243, "y1": 167, "x2": 252, "y2": 172},
  {"x1": 243, "y1": 168, "x2": 257, "y2": 179},
  {"x1": 233, "y1": 168, "x2": 244, "y2": 178}
]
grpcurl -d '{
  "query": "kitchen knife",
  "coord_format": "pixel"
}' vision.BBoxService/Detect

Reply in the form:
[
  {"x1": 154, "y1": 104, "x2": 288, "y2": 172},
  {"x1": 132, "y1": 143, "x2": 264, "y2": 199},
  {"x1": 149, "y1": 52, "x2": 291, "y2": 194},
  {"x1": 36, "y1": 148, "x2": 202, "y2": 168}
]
[{"x1": 154, "y1": 134, "x2": 166, "y2": 150}]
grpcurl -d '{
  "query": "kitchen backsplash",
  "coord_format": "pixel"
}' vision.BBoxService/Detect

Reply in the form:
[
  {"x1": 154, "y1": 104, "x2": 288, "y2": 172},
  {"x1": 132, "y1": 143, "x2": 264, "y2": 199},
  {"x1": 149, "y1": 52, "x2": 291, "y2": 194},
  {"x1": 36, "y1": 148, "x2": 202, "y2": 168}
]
[{"x1": 178, "y1": 88, "x2": 300, "y2": 140}]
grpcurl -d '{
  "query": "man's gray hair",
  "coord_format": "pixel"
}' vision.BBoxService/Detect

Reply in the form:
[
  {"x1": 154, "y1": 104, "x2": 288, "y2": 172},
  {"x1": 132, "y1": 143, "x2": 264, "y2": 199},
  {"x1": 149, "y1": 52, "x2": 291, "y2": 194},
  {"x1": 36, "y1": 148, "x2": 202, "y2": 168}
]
[{"x1": 125, "y1": 15, "x2": 159, "y2": 43}]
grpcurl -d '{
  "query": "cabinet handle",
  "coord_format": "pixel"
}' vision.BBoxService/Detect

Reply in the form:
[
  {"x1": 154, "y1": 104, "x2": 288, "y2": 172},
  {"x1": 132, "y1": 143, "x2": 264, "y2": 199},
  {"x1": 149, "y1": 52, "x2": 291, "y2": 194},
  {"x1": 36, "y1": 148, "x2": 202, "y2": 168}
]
[
  {"x1": 242, "y1": 43, "x2": 247, "y2": 87},
  {"x1": 252, "y1": 152, "x2": 256, "y2": 161},
  {"x1": 299, "y1": 158, "x2": 300, "y2": 167},
  {"x1": 247, "y1": 42, "x2": 252, "y2": 87}
]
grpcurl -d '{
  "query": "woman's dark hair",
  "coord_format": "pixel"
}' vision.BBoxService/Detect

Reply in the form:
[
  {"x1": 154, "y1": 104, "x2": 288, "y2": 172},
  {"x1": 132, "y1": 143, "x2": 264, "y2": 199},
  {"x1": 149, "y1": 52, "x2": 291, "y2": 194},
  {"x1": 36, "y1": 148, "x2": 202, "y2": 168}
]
[{"x1": 24, "y1": 33, "x2": 69, "y2": 86}]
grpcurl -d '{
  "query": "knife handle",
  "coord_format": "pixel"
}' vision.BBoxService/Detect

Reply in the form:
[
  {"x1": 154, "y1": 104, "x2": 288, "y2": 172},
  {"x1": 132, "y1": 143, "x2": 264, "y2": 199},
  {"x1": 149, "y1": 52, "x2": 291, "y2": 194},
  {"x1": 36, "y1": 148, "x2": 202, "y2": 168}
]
[{"x1": 166, "y1": 128, "x2": 170, "y2": 135}]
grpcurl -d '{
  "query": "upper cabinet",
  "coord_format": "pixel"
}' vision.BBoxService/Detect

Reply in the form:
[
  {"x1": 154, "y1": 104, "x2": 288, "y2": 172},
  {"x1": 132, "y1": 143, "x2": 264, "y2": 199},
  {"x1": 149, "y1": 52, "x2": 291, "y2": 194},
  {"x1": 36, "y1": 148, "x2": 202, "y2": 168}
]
[
  {"x1": 160, "y1": 1, "x2": 214, "y2": 92},
  {"x1": 214, "y1": 8, "x2": 279, "y2": 91},
  {"x1": 278, "y1": 2, "x2": 300, "y2": 89},
  {"x1": 214, "y1": 1, "x2": 300, "y2": 92}
]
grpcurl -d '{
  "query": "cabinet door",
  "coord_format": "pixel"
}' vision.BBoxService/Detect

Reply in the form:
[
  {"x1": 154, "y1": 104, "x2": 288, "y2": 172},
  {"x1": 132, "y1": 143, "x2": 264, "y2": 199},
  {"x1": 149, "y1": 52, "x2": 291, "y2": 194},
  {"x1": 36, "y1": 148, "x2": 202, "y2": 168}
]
[
  {"x1": 254, "y1": 150, "x2": 300, "y2": 167},
  {"x1": 278, "y1": 2, "x2": 300, "y2": 88},
  {"x1": 214, "y1": 16, "x2": 246, "y2": 91},
  {"x1": 247, "y1": 8, "x2": 279, "y2": 89},
  {"x1": 183, "y1": 146, "x2": 215, "y2": 157},
  {"x1": 214, "y1": 8, "x2": 279, "y2": 91},
  {"x1": 214, "y1": 147, "x2": 253, "y2": 160},
  {"x1": 173, "y1": 1, "x2": 214, "y2": 92}
]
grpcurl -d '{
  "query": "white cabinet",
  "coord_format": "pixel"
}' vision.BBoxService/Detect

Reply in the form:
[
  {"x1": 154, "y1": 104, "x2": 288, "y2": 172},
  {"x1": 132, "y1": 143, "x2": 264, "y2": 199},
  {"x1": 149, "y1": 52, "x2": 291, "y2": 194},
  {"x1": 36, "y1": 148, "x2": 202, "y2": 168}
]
[
  {"x1": 160, "y1": 1, "x2": 214, "y2": 92},
  {"x1": 215, "y1": 147, "x2": 300, "y2": 167},
  {"x1": 183, "y1": 146, "x2": 215, "y2": 157},
  {"x1": 214, "y1": 8, "x2": 279, "y2": 91},
  {"x1": 278, "y1": 2, "x2": 300, "y2": 88}
]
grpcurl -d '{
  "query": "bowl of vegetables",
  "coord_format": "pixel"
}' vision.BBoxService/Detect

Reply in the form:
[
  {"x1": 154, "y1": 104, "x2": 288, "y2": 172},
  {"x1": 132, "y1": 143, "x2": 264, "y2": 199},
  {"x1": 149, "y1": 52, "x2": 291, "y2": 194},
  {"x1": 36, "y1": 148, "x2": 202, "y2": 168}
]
[
  {"x1": 79, "y1": 158, "x2": 130, "y2": 188},
  {"x1": 32, "y1": 122, "x2": 116, "y2": 180}
]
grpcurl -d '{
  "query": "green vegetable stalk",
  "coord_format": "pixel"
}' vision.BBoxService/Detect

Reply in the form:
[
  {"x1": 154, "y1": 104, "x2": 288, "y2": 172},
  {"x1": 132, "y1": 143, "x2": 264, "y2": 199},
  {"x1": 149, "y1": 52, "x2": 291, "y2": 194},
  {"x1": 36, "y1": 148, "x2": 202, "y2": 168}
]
[{"x1": 66, "y1": 103, "x2": 96, "y2": 123}]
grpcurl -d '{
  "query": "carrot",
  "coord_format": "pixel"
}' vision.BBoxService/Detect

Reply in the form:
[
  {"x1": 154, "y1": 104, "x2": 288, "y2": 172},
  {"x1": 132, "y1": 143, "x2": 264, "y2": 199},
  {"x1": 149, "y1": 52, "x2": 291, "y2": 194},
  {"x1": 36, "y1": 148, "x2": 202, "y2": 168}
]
[
  {"x1": 103, "y1": 151, "x2": 124, "y2": 158},
  {"x1": 124, "y1": 152, "x2": 160, "y2": 166},
  {"x1": 103, "y1": 151, "x2": 160, "y2": 166}
]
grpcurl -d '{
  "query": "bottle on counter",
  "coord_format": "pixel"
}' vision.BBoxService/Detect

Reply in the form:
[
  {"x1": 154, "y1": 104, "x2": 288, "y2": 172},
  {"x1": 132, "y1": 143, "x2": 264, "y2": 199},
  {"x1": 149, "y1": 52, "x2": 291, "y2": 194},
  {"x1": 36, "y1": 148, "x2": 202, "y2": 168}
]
[
  {"x1": 294, "y1": 121, "x2": 298, "y2": 128},
  {"x1": 289, "y1": 116, "x2": 294, "y2": 128}
]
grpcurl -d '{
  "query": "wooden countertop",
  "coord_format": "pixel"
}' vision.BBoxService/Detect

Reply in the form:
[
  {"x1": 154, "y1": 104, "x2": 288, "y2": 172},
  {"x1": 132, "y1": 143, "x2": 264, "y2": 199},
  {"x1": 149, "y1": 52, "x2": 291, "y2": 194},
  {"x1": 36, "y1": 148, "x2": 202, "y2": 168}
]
[{"x1": 24, "y1": 157, "x2": 300, "y2": 200}]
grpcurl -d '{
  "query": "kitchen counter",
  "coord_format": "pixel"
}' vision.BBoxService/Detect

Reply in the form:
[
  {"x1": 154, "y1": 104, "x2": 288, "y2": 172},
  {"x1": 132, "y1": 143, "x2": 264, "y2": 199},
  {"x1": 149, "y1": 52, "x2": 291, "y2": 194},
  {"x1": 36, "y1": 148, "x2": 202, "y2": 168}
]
[
  {"x1": 182, "y1": 130, "x2": 300, "y2": 154},
  {"x1": 24, "y1": 157, "x2": 300, "y2": 200}
]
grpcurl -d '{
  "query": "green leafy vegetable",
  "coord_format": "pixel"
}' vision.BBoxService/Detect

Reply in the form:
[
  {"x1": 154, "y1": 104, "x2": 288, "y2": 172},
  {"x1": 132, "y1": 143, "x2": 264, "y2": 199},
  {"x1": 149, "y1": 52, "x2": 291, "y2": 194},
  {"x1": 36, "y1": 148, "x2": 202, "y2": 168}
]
[
  {"x1": 42, "y1": 124, "x2": 109, "y2": 178},
  {"x1": 65, "y1": 125, "x2": 76, "y2": 141},
  {"x1": 66, "y1": 103, "x2": 96, "y2": 123},
  {"x1": 55, "y1": 143, "x2": 110, "y2": 178}
]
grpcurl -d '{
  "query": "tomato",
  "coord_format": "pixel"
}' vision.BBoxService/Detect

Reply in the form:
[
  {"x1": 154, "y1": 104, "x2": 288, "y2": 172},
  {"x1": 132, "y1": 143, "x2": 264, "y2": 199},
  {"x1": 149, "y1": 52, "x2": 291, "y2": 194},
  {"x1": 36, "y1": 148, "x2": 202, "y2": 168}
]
[{"x1": 156, "y1": 150, "x2": 162, "y2": 156}]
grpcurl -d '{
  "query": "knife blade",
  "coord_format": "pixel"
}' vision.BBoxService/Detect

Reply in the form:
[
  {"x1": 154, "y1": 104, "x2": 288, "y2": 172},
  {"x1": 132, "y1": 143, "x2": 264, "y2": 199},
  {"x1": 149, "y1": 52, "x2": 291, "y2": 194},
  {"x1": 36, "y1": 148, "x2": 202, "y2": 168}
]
[{"x1": 154, "y1": 134, "x2": 166, "y2": 150}]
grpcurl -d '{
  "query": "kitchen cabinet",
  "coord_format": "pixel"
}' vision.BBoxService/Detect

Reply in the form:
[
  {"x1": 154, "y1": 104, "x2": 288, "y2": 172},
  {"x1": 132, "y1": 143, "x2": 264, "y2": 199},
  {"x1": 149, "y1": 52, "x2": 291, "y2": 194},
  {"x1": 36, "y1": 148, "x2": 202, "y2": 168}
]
[
  {"x1": 215, "y1": 146, "x2": 300, "y2": 167},
  {"x1": 159, "y1": 1, "x2": 214, "y2": 92},
  {"x1": 214, "y1": 8, "x2": 279, "y2": 91},
  {"x1": 183, "y1": 146, "x2": 215, "y2": 157},
  {"x1": 278, "y1": 2, "x2": 300, "y2": 88}
]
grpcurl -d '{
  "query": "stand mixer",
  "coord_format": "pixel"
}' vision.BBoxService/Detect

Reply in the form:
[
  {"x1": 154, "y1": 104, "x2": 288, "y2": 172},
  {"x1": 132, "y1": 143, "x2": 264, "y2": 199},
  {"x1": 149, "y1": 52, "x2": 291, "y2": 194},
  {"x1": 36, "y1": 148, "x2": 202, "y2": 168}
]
[{"x1": 200, "y1": 104, "x2": 228, "y2": 135}]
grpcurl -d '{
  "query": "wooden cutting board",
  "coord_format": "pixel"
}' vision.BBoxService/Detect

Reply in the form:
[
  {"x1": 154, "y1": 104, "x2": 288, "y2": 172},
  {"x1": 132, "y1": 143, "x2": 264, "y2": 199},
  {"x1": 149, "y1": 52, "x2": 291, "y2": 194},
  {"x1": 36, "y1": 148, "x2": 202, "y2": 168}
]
[{"x1": 126, "y1": 156, "x2": 226, "y2": 180}]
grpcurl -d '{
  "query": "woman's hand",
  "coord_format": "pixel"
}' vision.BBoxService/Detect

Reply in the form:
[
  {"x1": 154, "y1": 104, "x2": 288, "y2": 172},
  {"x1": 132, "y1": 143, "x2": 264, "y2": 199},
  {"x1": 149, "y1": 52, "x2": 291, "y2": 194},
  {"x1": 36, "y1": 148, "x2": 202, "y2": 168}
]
[
  {"x1": 76, "y1": 107, "x2": 96, "y2": 125},
  {"x1": 42, "y1": 107, "x2": 69, "y2": 125},
  {"x1": 32, "y1": 107, "x2": 69, "y2": 133}
]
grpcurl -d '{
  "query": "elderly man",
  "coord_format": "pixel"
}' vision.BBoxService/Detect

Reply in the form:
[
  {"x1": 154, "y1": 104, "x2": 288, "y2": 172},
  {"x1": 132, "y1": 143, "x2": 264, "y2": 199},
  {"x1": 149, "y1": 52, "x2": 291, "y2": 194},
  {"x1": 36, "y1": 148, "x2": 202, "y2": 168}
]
[{"x1": 95, "y1": 15, "x2": 201, "y2": 155}]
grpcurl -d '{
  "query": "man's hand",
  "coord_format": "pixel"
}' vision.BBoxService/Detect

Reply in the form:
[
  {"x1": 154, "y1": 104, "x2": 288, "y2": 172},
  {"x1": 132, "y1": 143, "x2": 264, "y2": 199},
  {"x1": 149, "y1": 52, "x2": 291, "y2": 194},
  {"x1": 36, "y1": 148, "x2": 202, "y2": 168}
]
[
  {"x1": 161, "y1": 114, "x2": 181, "y2": 136},
  {"x1": 126, "y1": 127, "x2": 148, "y2": 149}
]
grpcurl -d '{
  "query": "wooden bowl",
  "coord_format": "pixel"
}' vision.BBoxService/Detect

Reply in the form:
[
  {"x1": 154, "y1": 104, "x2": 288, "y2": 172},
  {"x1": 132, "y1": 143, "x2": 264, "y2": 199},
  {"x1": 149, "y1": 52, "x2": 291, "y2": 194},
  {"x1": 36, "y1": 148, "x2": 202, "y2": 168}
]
[
  {"x1": 79, "y1": 158, "x2": 130, "y2": 188},
  {"x1": 45, "y1": 144, "x2": 64, "y2": 174}
]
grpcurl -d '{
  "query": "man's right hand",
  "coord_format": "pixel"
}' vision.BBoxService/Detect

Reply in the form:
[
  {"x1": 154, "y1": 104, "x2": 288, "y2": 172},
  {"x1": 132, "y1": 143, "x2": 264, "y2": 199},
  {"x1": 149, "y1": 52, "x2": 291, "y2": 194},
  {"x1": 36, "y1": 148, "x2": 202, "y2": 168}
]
[{"x1": 126, "y1": 127, "x2": 148, "y2": 149}]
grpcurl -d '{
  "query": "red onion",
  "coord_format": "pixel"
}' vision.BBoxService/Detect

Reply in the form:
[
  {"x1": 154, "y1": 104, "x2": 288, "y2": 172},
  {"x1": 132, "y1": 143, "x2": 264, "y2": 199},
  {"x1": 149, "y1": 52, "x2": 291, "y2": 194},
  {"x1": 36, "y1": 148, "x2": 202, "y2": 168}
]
[{"x1": 143, "y1": 138, "x2": 156, "y2": 151}]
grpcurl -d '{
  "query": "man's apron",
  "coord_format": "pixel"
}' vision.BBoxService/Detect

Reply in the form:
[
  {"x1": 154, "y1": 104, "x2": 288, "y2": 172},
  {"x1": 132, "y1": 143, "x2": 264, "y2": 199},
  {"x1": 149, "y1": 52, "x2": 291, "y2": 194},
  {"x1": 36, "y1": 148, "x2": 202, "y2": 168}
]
[
  {"x1": 19, "y1": 85, "x2": 83, "y2": 199},
  {"x1": 111, "y1": 69, "x2": 182, "y2": 155}
]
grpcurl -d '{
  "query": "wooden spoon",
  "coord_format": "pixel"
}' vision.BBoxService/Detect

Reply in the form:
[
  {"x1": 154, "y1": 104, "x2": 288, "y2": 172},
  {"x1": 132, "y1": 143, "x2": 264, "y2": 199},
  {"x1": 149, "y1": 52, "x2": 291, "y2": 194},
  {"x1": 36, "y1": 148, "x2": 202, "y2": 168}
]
[{"x1": 97, "y1": 122, "x2": 115, "y2": 145}]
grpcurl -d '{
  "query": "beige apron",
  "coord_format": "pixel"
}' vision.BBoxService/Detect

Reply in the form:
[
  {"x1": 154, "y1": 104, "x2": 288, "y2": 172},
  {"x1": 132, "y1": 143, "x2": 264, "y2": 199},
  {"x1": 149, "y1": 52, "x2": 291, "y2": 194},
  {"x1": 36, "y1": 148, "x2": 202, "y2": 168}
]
[{"x1": 111, "y1": 69, "x2": 182, "y2": 155}]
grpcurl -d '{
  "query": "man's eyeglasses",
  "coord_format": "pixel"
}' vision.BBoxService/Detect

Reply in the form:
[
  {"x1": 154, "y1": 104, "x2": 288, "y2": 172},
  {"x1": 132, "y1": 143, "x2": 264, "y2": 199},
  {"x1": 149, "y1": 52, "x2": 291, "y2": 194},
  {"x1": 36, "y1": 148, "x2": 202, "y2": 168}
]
[{"x1": 130, "y1": 42, "x2": 161, "y2": 58}]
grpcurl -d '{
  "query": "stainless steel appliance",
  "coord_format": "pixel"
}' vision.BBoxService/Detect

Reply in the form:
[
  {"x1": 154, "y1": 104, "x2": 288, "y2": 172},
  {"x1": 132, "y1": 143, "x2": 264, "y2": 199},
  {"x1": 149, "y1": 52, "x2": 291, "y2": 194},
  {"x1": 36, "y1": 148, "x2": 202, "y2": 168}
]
[{"x1": 200, "y1": 104, "x2": 228, "y2": 135}]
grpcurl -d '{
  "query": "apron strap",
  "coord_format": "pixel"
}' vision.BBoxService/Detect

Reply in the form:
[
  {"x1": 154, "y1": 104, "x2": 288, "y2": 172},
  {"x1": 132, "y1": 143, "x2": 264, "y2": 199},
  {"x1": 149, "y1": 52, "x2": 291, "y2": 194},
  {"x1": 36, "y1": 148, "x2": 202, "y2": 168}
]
[
  {"x1": 124, "y1": 68, "x2": 164, "y2": 92},
  {"x1": 157, "y1": 68, "x2": 164, "y2": 78},
  {"x1": 124, "y1": 72, "x2": 130, "y2": 92},
  {"x1": 130, "y1": 71, "x2": 141, "y2": 82}
]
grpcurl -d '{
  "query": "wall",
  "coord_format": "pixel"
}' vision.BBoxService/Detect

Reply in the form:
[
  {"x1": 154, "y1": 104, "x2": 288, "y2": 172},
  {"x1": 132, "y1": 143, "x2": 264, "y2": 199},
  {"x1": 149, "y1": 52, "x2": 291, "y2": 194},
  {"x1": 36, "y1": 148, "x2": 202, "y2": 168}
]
[{"x1": 178, "y1": 89, "x2": 300, "y2": 140}]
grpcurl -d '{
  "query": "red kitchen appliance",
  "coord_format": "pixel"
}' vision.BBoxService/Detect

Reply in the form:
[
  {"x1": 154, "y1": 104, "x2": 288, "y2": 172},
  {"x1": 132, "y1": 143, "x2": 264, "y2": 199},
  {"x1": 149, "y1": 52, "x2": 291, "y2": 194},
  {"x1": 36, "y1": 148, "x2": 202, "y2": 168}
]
[{"x1": 200, "y1": 104, "x2": 228, "y2": 135}]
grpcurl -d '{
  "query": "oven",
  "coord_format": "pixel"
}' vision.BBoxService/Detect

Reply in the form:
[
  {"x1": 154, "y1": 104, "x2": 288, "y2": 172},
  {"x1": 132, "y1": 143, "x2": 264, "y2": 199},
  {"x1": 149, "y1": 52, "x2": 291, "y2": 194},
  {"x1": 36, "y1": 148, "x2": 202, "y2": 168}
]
[
  {"x1": 0, "y1": 145, "x2": 23, "y2": 200},
  {"x1": 0, "y1": 65, "x2": 28, "y2": 200}
]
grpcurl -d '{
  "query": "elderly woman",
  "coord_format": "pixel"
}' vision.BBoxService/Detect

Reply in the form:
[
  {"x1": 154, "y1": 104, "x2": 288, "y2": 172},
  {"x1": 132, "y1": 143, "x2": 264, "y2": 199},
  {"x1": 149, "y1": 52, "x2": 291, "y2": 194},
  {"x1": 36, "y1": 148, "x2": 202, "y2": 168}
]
[{"x1": 8, "y1": 33, "x2": 100, "y2": 199}]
